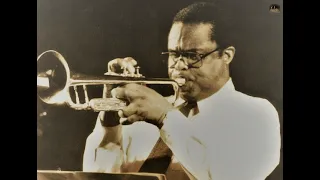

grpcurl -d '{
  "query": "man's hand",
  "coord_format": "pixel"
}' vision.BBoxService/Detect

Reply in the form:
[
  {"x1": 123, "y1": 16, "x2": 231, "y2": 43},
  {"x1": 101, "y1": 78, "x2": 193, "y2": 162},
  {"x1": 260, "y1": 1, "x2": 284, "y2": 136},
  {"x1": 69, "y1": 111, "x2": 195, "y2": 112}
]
[{"x1": 111, "y1": 84, "x2": 174, "y2": 127}]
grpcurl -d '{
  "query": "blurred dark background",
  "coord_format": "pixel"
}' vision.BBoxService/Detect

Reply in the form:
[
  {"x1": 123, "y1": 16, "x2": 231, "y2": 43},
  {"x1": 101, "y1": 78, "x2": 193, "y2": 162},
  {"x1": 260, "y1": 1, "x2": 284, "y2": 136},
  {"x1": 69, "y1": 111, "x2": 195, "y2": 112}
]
[{"x1": 37, "y1": 0, "x2": 283, "y2": 179}]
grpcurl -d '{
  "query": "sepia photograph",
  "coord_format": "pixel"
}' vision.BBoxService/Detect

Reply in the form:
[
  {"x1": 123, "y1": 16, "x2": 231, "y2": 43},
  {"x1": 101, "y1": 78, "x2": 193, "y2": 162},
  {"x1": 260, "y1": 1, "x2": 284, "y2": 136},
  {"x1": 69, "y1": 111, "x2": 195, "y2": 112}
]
[{"x1": 37, "y1": 0, "x2": 283, "y2": 179}]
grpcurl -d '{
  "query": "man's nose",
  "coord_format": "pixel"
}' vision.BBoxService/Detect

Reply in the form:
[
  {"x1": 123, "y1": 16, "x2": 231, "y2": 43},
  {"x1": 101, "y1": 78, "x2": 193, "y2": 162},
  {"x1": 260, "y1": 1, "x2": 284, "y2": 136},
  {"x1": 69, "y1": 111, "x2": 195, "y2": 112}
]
[{"x1": 174, "y1": 56, "x2": 188, "y2": 70}]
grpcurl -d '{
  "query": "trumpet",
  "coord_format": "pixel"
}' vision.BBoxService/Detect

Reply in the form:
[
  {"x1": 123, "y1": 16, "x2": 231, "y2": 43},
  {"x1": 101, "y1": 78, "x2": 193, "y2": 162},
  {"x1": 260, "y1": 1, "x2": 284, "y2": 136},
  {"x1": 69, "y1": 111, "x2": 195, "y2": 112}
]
[{"x1": 37, "y1": 50, "x2": 180, "y2": 112}]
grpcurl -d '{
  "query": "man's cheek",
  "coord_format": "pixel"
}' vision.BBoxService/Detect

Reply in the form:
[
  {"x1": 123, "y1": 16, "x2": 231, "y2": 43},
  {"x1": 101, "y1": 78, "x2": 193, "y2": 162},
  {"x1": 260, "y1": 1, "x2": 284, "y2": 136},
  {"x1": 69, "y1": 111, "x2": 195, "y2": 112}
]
[
  {"x1": 191, "y1": 69, "x2": 207, "y2": 79},
  {"x1": 197, "y1": 78, "x2": 214, "y2": 91}
]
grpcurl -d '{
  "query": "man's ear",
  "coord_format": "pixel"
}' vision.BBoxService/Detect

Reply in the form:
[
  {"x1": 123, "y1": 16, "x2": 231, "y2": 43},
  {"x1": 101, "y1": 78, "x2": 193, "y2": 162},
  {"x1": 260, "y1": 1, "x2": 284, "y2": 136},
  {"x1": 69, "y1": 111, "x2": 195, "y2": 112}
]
[{"x1": 222, "y1": 46, "x2": 236, "y2": 64}]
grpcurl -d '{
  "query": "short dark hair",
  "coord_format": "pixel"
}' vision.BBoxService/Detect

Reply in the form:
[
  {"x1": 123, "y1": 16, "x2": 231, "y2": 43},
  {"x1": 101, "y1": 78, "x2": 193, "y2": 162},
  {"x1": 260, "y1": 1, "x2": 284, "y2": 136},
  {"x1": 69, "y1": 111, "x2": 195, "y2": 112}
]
[{"x1": 173, "y1": 1, "x2": 235, "y2": 49}]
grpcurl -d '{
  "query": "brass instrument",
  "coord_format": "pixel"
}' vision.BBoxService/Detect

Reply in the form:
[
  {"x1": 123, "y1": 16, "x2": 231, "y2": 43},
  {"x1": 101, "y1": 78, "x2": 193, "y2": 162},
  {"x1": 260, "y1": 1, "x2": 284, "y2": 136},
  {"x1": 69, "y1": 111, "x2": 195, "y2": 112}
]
[{"x1": 37, "y1": 50, "x2": 179, "y2": 112}]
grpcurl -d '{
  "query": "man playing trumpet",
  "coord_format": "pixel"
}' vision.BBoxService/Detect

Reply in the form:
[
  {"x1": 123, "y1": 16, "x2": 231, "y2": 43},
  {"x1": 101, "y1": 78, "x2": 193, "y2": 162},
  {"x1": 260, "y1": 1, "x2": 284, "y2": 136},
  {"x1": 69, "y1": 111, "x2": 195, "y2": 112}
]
[{"x1": 83, "y1": 2, "x2": 281, "y2": 180}]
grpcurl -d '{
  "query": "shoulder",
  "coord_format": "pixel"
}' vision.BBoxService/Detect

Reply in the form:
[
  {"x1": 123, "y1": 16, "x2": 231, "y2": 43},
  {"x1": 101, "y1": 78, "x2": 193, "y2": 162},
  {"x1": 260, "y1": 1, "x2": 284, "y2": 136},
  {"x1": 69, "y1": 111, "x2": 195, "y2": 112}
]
[
  {"x1": 231, "y1": 91, "x2": 279, "y2": 122},
  {"x1": 209, "y1": 92, "x2": 281, "y2": 179},
  {"x1": 229, "y1": 91, "x2": 281, "y2": 151},
  {"x1": 217, "y1": 91, "x2": 281, "y2": 141}
]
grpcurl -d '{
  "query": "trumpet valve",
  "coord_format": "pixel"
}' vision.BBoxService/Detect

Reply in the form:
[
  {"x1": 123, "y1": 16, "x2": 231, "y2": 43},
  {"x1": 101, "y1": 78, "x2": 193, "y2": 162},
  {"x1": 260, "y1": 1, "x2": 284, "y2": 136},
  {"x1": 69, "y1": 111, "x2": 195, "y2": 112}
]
[
  {"x1": 104, "y1": 66, "x2": 144, "y2": 78},
  {"x1": 122, "y1": 67, "x2": 128, "y2": 76}
]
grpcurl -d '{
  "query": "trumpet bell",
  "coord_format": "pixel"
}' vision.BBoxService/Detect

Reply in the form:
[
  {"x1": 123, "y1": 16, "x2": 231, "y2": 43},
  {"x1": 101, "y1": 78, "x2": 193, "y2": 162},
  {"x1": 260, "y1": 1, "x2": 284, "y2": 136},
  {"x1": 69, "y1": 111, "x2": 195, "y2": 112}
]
[{"x1": 37, "y1": 50, "x2": 70, "y2": 105}]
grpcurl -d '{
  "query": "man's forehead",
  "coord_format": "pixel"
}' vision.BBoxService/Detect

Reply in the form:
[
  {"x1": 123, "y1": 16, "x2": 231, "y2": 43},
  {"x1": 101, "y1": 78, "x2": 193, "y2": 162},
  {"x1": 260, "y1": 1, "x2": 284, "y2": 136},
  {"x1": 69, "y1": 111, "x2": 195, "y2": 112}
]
[{"x1": 168, "y1": 22, "x2": 214, "y2": 51}]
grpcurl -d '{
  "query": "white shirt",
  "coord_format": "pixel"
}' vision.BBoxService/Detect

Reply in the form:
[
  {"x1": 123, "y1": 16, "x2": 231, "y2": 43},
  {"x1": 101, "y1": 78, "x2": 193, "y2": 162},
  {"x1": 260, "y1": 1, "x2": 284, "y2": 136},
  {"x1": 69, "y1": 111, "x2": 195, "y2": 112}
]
[{"x1": 83, "y1": 78, "x2": 281, "y2": 180}]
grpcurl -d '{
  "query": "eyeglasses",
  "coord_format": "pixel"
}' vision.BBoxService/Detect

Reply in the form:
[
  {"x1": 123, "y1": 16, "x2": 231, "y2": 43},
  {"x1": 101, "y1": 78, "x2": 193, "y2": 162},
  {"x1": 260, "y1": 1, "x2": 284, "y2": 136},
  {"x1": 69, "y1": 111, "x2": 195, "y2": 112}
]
[{"x1": 161, "y1": 48, "x2": 220, "y2": 68}]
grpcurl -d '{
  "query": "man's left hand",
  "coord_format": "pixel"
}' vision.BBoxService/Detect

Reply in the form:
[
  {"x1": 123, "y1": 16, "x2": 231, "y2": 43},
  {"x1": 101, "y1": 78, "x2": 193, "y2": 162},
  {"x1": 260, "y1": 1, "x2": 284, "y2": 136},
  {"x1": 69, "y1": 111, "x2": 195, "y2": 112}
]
[{"x1": 111, "y1": 84, "x2": 174, "y2": 126}]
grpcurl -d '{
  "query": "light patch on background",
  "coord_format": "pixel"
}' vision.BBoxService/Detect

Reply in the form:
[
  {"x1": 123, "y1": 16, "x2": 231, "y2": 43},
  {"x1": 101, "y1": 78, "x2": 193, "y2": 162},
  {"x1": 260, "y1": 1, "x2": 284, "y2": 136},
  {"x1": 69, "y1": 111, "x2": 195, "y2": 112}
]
[{"x1": 37, "y1": 77, "x2": 50, "y2": 88}]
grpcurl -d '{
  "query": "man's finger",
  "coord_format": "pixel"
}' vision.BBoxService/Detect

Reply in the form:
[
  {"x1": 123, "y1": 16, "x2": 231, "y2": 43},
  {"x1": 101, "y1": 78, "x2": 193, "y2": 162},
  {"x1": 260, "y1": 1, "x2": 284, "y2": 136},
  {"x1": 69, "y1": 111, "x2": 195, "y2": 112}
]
[
  {"x1": 127, "y1": 114, "x2": 145, "y2": 123},
  {"x1": 111, "y1": 87, "x2": 126, "y2": 99},
  {"x1": 121, "y1": 102, "x2": 138, "y2": 117},
  {"x1": 111, "y1": 85, "x2": 145, "y2": 101},
  {"x1": 118, "y1": 110, "x2": 125, "y2": 119}
]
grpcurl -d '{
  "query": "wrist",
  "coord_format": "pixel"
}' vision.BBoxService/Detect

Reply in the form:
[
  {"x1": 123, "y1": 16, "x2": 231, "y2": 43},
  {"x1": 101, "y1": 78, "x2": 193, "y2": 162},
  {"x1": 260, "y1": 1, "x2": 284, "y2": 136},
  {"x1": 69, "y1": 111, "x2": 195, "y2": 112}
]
[
  {"x1": 156, "y1": 113, "x2": 167, "y2": 129},
  {"x1": 156, "y1": 105, "x2": 174, "y2": 129},
  {"x1": 100, "y1": 111, "x2": 121, "y2": 127},
  {"x1": 98, "y1": 125, "x2": 123, "y2": 147}
]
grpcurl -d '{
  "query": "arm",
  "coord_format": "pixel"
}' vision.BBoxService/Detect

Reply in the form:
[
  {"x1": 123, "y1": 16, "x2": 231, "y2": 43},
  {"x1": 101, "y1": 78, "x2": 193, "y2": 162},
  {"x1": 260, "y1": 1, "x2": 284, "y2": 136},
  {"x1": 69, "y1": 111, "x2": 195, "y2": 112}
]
[
  {"x1": 83, "y1": 57, "x2": 139, "y2": 172},
  {"x1": 160, "y1": 101, "x2": 281, "y2": 180},
  {"x1": 159, "y1": 110, "x2": 210, "y2": 179},
  {"x1": 110, "y1": 84, "x2": 280, "y2": 179},
  {"x1": 82, "y1": 111, "x2": 126, "y2": 173}
]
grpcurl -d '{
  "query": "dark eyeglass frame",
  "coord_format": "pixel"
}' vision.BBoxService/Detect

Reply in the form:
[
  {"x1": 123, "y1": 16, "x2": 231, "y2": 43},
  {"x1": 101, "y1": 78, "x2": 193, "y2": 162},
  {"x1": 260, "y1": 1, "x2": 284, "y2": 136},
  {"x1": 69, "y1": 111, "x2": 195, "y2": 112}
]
[{"x1": 161, "y1": 48, "x2": 220, "y2": 68}]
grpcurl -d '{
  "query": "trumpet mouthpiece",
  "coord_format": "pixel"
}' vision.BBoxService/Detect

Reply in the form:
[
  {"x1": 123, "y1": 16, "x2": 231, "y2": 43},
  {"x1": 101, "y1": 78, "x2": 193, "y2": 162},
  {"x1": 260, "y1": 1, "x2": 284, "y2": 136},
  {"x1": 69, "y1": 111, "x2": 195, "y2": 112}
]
[{"x1": 175, "y1": 78, "x2": 186, "y2": 86}]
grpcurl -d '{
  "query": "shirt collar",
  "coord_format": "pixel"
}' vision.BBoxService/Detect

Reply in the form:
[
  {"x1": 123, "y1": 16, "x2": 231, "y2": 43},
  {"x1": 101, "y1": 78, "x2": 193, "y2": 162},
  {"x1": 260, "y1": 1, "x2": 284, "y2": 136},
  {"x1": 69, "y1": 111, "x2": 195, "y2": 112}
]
[
  {"x1": 173, "y1": 78, "x2": 236, "y2": 111},
  {"x1": 197, "y1": 78, "x2": 235, "y2": 111}
]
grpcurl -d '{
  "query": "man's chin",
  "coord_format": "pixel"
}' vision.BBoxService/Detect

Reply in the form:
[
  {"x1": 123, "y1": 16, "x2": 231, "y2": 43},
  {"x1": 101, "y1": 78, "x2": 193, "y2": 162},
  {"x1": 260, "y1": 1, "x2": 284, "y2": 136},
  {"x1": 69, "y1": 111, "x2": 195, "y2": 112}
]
[{"x1": 179, "y1": 90, "x2": 198, "y2": 102}]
